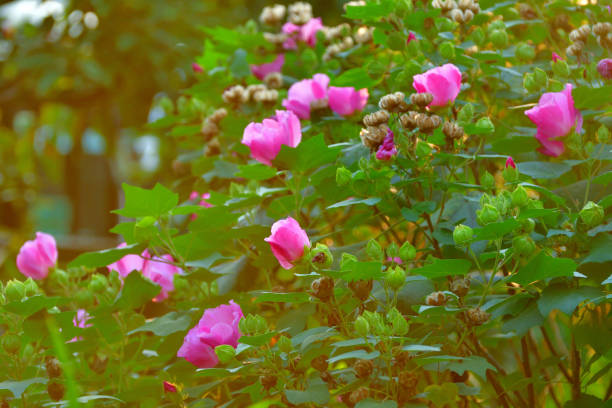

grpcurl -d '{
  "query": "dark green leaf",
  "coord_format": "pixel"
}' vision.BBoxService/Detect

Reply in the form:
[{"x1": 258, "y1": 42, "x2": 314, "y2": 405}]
[
  {"x1": 235, "y1": 163, "x2": 277, "y2": 181},
  {"x1": 511, "y1": 252, "x2": 576, "y2": 285},
  {"x1": 412, "y1": 259, "x2": 471, "y2": 279},
  {"x1": 517, "y1": 161, "x2": 573, "y2": 179},
  {"x1": 114, "y1": 183, "x2": 178, "y2": 218},
  {"x1": 327, "y1": 197, "x2": 381, "y2": 209},
  {"x1": 128, "y1": 311, "x2": 192, "y2": 336},
  {"x1": 581, "y1": 234, "x2": 612, "y2": 264},
  {"x1": 253, "y1": 292, "x2": 310, "y2": 304},
  {"x1": 68, "y1": 243, "x2": 144, "y2": 268},
  {"x1": 538, "y1": 285, "x2": 602, "y2": 317},
  {"x1": 114, "y1": 272, "x2": 161, "y2": 310},
  {"x1": 0, "y1": 378, "x2": 47, "y2": 398}
]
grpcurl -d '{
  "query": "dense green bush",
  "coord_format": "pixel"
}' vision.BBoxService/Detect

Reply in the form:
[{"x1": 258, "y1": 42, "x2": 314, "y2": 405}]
[{"x1": 1, "y1": 0, "x2": 612, "y2": 407}]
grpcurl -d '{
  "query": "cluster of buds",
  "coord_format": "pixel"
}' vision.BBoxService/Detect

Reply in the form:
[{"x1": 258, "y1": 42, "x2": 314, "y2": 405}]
[
  {"x1": 567, "y1": 24, "x2": 591, "y2": 58},
  {"x1": 400, "y1": 111, "x2": 442, "y2": 133},
  {"x1": 259, "y1": 4, "x2": 286, "y2": 26},
  {"x1": 222, "y1": 84, "x2": 278, "y2": 108},
  {"x1": 594, "y1": 22, "x2": 612, "y2": 49},
  {"x1": 360, "y1": 124, "x2": 390, "y2": 151},
  {"x1": 432, "y1": 0, "x2": 480, "y2": 24},
  {"x1": 323, "y1": 35, "x2": 355, "y2": 61},
  {"x1": 287, "y1": 2, "x2": 312, "y2": 25},
  {"x1": 354, "y1": 26, "x2": 374, "y2": 44},
  {"x1": 263, "y1": 72, "x2": 283, "y2": 89}
]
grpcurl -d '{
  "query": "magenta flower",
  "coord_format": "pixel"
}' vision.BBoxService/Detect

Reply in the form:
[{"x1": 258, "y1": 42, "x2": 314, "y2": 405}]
[
  {"x1": 68, "y1": 308, "x2": 92, "y2": 342},
  {"x1": 265, "y1": 217, "x2": 310, "y2": 269},
  {"x1": 242, "y1": 110, "x2": 302, "y2": 166},
  {"x1": 142, "y1": 251, "x2": 182, "y2": 302},
  {"x1": 376, "y1": 130, "x2": 397, "y2": 161},
  {"x1": 177, "y1": 301, "x2": 243, "y2": 368},
  {"x1": 251, "y1": 54, "x2": 285, "y2": 80},
  {"x1": 282, "y1": 74, "x2": 329, "y2": 119},
  {"x1": 282, "y1": 22, "x2": 300, "y2": 50},
  {"x1": 192, "y1": 63, "x2": 203, "y2": 74},
  {"x1": 300, "y1": 17, "x2": 323, "y2": 47},
  {"x1": 107, "y1": 243, "x2": 144, "y2": 278},
  {"x1": 163, "y1": 381, "x2": 177, "y2": 393},
  {"x1": 328, "y1": 86, "x2": 369, "y2": 116},
  {"x1": 16, "y1": 232, "x2": 57, "y2": 280},
  {"x1": 552, "y1": 52, "x2": 562, "y2": 63},
  {"x1": 407, "y1": 32, "x2": 416, "y2": 44},
  {"x1": 597, "y1": 58, "x2": 612, "y2": 79},
  {"x1": 412, "y1": 64, "x2": 462, "y2": 107},
  {"x1": 189, "y1": 191, "x2": 213, "y2": 221},
  {"x1": 387, "y1": 256, "x2": 403, "y2": 265},
  {"x1": 505, "y1": 156, "x2": 516, "y2": 169},
  {"x1": 525, "y1": 83, "x2": 582, "y2": 157}
]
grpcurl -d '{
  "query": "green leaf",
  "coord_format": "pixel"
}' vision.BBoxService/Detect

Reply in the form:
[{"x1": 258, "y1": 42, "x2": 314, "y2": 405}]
[
  {"x1": 239, "y1": 332, "x2": 276, "y2": 347},
  {"x1": 114, "y1": 183, "x2": 178, "y2": 218},
  {"x1": 340, "y1": 261, "x2": 384, "y2": 282},
  {"x1": 511, "y1": 252, "x2": 576, "y2": 285},
  {"x1": 537, "y1": 285, "x2": 602, "y2": 317},
  {"x1": 355, "y1": 400, "x2": 398, "y2": 408},
  {"x1": 127, "y1": 311, "x2": 192, "y2": 336},
  {"x1": 581, "y1": 234, "x2": 612, "y2": 264},
  {"x1": 402, "y1": 344, "x2": 441, "y2": 352},
  {"x1": 235, "y1": 163, "x2": 277, "y2": 181},
  {"x1": 285, "y1": 381, "x2": 330, "y2": 405},
  {"x1": 328, "y1": 349, "x2": 380, "y2": 363},
  {"x1": 114, "y1": 272, "x2": 161, "y2": 309},
  {"x1": 343, "y1": 2, "x2": 393, "y2": 21},
  {"x1": 332, "y1": 68, "x2": 378, "y2": 89},
  {"x1": 68, "y1": 243, "x2": 144, "y2": 268},
  {"x1": 274, "y1": 134, "x2": 341, "y2": 172},
  {"x1": 416, "y1": 355, "x2": 495, "y2": 378},
  {"x1": 253, "y1": 292, "x2": 310, "y2": 304},
  {"x1": 573, "y1": 85, "x2": 612, "y2": 109},
  {"x1": 412, "y1": 259, "x2": 471, "y2": 279},
  {"x1": 0, "y1": 378, "x2": 47, "y2": 398},
  {"x1": 502, "y1": 301, "x2": 545, "y2": 335},
  {"x1": 473, "y1": 219, "x2": 519, "y2": 241},
  {"x1": 327, "y1": 197, "x2": 381, "y2": 209},
  {"x1": 3, "y1": 296, "x2": 67, "y2": 317},
  {"x1": 517, "y1": 161, "x2": 573, "y2": 179},
  {"x1": 230, "y1": 48, "x2": 250, "y2": 79}
]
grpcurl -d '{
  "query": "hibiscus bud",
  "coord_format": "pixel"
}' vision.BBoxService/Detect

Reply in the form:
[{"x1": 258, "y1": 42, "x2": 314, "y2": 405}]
[
  {"x1": 75, "y1": 290, "x2": 94, "y2": 308},
  {"x1": 49, "y1": 269, "x2": 69, "y2": 287},
  {"x1": 503, "y1": 164, "x2": 519, "y2": 183},
  {"x1": 387, "y1": 242, "x2": 399, "y2": 258},
  {"x1": 481, "y1": 171, "x2": 495, "y2": 190},
  {"x1": 439, "y1": 41, "x2": 456, "y2": 59},
  {"x1": 457, "y1": 103, "x2": 474, "y2": 123},
  {"x1": 523, "y1": 72, "x2": 538, "y2": 92},
  {"x1": 596, "y1": 125, "x2": 610, "y2": 144},
  {"x1": 453, "y1": 224, "x2": 473, "y2": 246},
  {"x1": 490, "y1": 29, "x2": 508, "y2": 48},
  {"x1": 385, "y1": 267, "x2": 406, "y2": 290},
  {"x1": 366, "y1": 239, "x2": 384, "y2": 261},
  {"x1": 471, "y1": 26, "x2": 485, "y2": 45},
  {"x1": 387, "y1": 307, "x2": 408, "y2": 335},
  {"x1": 23, "y1": 278, "x2": 38, "y2": 297},
  {"x1": 88, "y1": 274, "x2": 107, "y2": 294},
  {"x1": 533, "y1": 68, "x2": 548, "y2": 88},
  {"x1": 579, "y1": 201, "x2": 604, "y2": 228},
  {"x1": 309, "y1": 244, "x2": 333, "y2": 268},
  {"x1": 465, "y1": 307, "x2": 490, "y2": 326},
  {"x1": 516, "y1": 218, "x2": 536, "y2": 234},
  {"x1": 336, "y1": 166, "x2": 352, "y2": 186},
  {"x1": 265, "y1": 217, "x2": 310, "y2": 269},
  {"x1": 354, "y1": 359, "x2": 374, "y2": 379},
  {"x1": 277, "y1": 335, "x2": 292, "y2": 353},
  {"x1": 363, "y1": 311, "x2": 386, "y2": 335},
  {"x1": 354, "y1": 316, "x2": 370, "y2": 337},
  {"x1": 163, "y1": 381, "x2": 178, "y2": 393},
  {"x1": 2, "y1": 334, "x2": 21, "y2": 354},
  {"x1": 516, "y1": 42, "x2": 535, "y2": 61},
  {"x1": 511, "y1": 185, "x2": 529, "y2": 207},
  {"x1": 552, "y1": 59, "x2": 570, "y2": 78},
  {"x1": 513, "y1": 235, "x2": 536, "y2": 257},
  {"x1": 477, "y1": 204, "x2": 500, "y2": 225},
  {"x1": 399, "y1": 242, "x2": 416, "y2": 261},
  {"x1": 214, "y1": 345, "x2": 236, "y2": 364},
  {"x1": 341, "y1": 252, "x2": 358, "y2": 268},
  {"x1": 597, "y1": 58, "x2": 612, "y2": 79},
  {"x1": 475, "y1": 117, "x2": 495, "y2": 134},
  {"x1": 5, "y1": 280, "x2": 25, "y2": 302}
]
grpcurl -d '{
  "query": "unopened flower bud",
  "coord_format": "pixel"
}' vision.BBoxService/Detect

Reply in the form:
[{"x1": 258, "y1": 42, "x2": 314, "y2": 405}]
[
  {"x1": 336, "y1": 166, "x2": 352, "y2": 187},
  {"x1": 88, "y1": 274, "x2": 107, "y2": 294},
  {"x1": 477, "y1": 204, "x2": 500, "y2": 225},
  {"x1": 385, "y1": 266, "x2": 406, "y2": 290},
  {"x1": 490, "y1": 29, "x2": 508, "y2": 48},
  {"x1": 5, "y1": 280, "x2": 25, "y2": 302},
  {"x1": 579, "y1": 201, "x2": 604, "y2": 228},
  {"x1": 512, "y1": 235, "x2": 536, "y2": 257},
  {"x1": 516, "y1": 218, "x2": 536, "y2": 234},
  {"x1": 516, "y1": 43, "x2": 535, "y2": 61},
  {"x1": 399, "y1": 242, "x2": 416, "y2": 261},
  {"x1": 309, "y1": 243, "x2": 333, "y2": 268},
  {"x1": 597, "y1": 58, "x2": 612, "y2": 79},
  {"x1": 453, "y1": 224, "x2": 473, "y2": 245},
  {"x1": 511, "y1": 185, "x2": 529, "y2": 207},
  {"x1": 2, "y1": 334, "x2": 21, "y2": 354},
  {"x1": 215, "y1": 345, "x2": 236, "y2": 364},
  {"x1": 481, "y1": 171, "x2": 495, "y2": 190},
  {"x1": 451, "y1": 278, "x2": 470, "y2": 297},
  {"x1": 387, "y1": 307, "x2": 408, "y2": 335},
  {"x1": 596, "y1": 125, "x2": 610, "y2": 144},
  {"x1": 366, "y1": 239, "x2": 384, "y2": 261},
  {"x1": 475, "y1": 117, "x2": 495, "y2": 134},
  {"x1": 354, "y1": 315, "x2": 370, "y2": 337},
  {"x1": 439, "y1": 41, "x2": 456, "y2": 59},
  {"x1": 277, "y1": 335, "x2": 292, "y2": 353},
  {"x1": 552, "y1": 59, "x2": 570, "y2": 77},
  {"x1": 23, "y1": 278, "x2": 38, "y2": 297},
  {"x1": 503, "y1": 165, "x2": 519, "y2": 183},
  {"x1": 523, "y1": 72, "x2": 538, "y2": 92}
]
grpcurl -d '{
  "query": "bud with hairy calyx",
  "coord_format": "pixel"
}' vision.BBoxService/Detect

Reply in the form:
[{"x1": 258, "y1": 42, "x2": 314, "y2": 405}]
[
  {"x1": 523, "y1": 72, "x2": 538, "y2": 92},
  {"x1": 513, "y1": 235, "x2": 536, "y2": 257},
  {"x1": 457, "y1": 103, "x2": 474, "y2": 124},
  {"x1": 365, "y1": 239, "x2": 383, "y2": 261},
  {"x1": 477, "y1": 204, "x2": 500, "y2": 225},
  {"x1": 516, "y1": 42, "x2": 535, "y2": 61},
  {"x1": 481, "y1": 171, "x2": 495, "y2": 190},
  {"x1": 387, "y1": 307, "x2": 408, "y2": 335},
  {"x1": 5, "y1": 280, "x2": 25, "y2": 302},
  {"x1": 579, "y1": 201, "x2": 604, "y2": 228},
  {"x1": 385, "y1": 266, "x2": 406, "y2": 290},
  {"x1": 453, "y1": 224, "x2": 473, "y2": 245},
  {"x1": 552, "y1": 59, "x2": 570, "y2": 78},
  {"x1": 511, "y1": 185, "x2": 529, "y2": 208},
  {"x1": 354, "y1": 315, "x2": 370, "y2": 337},
  {"x1": 399, "y1": 242, "x2": 416, "y2": 261}
]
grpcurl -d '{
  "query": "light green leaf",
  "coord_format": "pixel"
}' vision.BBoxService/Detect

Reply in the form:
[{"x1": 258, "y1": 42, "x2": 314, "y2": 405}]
[
  {"x1": 511, "y1": 252, "x2": 576, "y2": 285},
  {"x1": 412, "y1": 259, "x2": 471, "y2": 279},
  {"x1": 0, "y1": 378, "x2": 47, "y2": 398},
  {"x1": 537, "y1": 285, "x2": 602, "y2": 317},
  {"x1": 114, "y1": 272, "x2": 161, "y2": 310},
  {"x1": 328, "y1": 350, "x2": 380, "y2": 363},
  {"x1": 68, "y1": 243, "x2": 144, "y2": 268},
  {"x1": 127, "y1": 311, "x2": 192, "y2": 336},
  {"x1": 114, "y1": 183, "x2": 178, "y2": 218}
]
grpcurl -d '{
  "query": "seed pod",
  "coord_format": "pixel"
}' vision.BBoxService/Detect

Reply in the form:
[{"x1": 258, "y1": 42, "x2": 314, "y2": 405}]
[
  {"x1": 348, "y1": 279, "x2": 373, "y2": 301},
  {"x1": 311, "y1": 276, "x2": 335, "y2": 301},
  {"x1": 88, "y1": 353, "x2": 108, "y2": 374},
  {"x1": 399, "y1": 111, "x2": 419, "y2": 130},
  {"x1": 450, "y1": 278, "x2": 470, "y2": 297},
  {"x1": 354, "y1": 359, "x2": 374, "y2": 379},
  {"x1": 354, "y1": 26, "x2": 374, "y2": 44},
  {"x1": 222, "y1": 85, "x2": 249, "y2": 106},
  {"x1": 379, "y1": 92, "x2": 409, "y2": 113},
  {"x1": 261, "y1": 374, "x2": 278, "y2": 390},
  {"x1": 327, "y1": 310, "x2": 342, "y2": 327},
  {"x1": 349, "y1": 387, "x2": 369, "y2": 405},
  {"x1": 393, "y1": 349, "x2": 411, "y2": 369},
  {"x1": 569, "y1": 25, "x2": 591, "y2": 42},
  {"x1": 209, "y1": 108, "x2": 227, "y2": 124},
  {"x1": 253, "y1": 89, "x2": 279, "y2": 106},
  {"x1": 288, "y1": 2, "x2": 312, "y2": 25},
  {"x1": 416, "y1": 114, "x2": 442, "y2": 133},
  {"x1": 518, "y1": 3, "x2": 537, "y2": 19},
  {"x1": 204, "y1": 137, "x2": 221, "y2": 157},
  {"x1": 263, "y1": 72, "x2": 283, "y2": 89},
  {"x1": 466, "y1": 307, "x2": 490, "y2": 326},
  {"x1": 201, "y1": 121, "x2": 219, "y2": 140},
  {"x1": 360, "y1": 125, "x2": 389, "y2": 150},
  {"x1": 259, "y1": 4, "x2": 286, "y2": 26},
  {"x1": 442, "y1": 121, "x2": 464, "y2": 139},
  {"x1": 263, "y1": 32, "x2": 289, "y2": 45},
  {"x1": 47, "y1": 382, "x2": 65, "y2": 402},
  {"x1": 593, "y1": 22, "x2": 612, "y2": 36},
  {"x1": 311, "y1": 355, "x2": 329, "y2": 372},
  {"x1": 410, "y1": 92, "x2": 433, "y2": 108},
  {"x1": 320, "y1": 371, "x2": 335, "y2": 384},
  {"x1": 363, "y1": 110, "x2": 390, "y2": 127},
  {"x1": 46, "y1": 357, "x2": 62, "y2": 378},
  {"x1": 425, "y1": 291, "x2": 447, "y2": 306}
]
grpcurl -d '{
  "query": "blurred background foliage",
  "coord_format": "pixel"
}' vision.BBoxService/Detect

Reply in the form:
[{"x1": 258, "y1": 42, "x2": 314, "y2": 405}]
[{"x1": 0, "y1": 0, "x2": 343, "y2": 277}]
